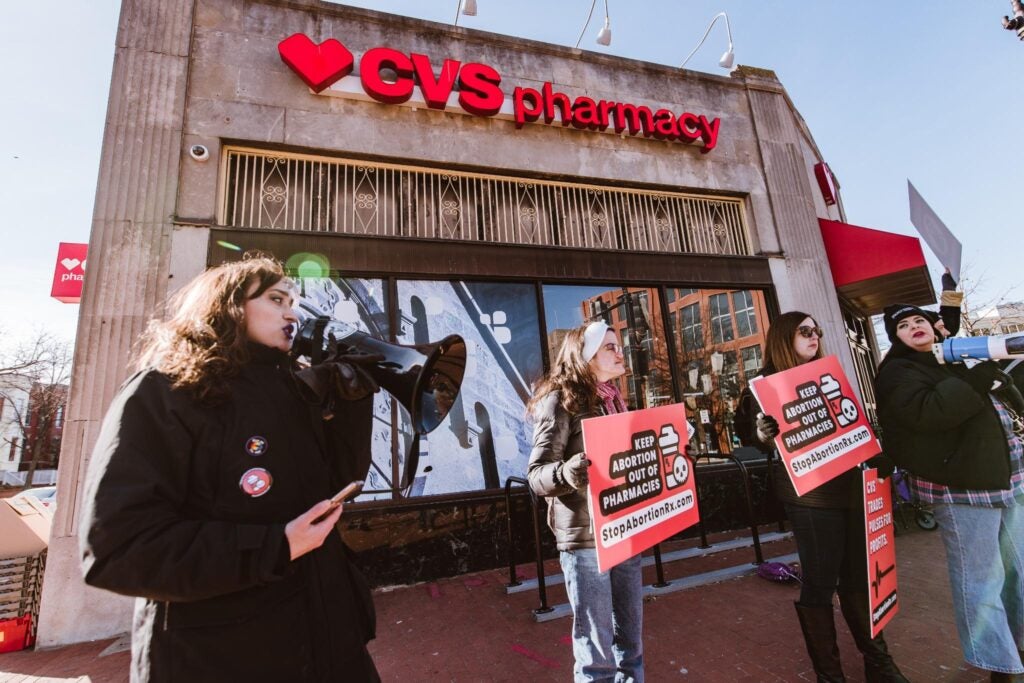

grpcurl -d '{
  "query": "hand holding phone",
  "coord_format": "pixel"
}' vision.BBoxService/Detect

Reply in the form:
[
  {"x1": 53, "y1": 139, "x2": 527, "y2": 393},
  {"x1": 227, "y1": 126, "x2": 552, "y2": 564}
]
[
  {"x1": 328, "y1": 480, "x2": 364, "y2": 507},
  {"x1": 311, "y1": 480, "x2": 364, "y2": 525}
]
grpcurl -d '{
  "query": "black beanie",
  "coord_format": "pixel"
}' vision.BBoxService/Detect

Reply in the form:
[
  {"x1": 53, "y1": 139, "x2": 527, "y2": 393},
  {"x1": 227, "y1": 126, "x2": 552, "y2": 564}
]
[{"x1": 882, "y1": 303, "x2": 932, "y2": 343}]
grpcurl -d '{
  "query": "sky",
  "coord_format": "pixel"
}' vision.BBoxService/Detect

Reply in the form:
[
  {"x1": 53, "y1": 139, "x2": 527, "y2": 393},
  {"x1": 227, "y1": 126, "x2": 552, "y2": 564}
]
[{"x1": 1, "y1": 1, "x2": 1021, "y2": 352}]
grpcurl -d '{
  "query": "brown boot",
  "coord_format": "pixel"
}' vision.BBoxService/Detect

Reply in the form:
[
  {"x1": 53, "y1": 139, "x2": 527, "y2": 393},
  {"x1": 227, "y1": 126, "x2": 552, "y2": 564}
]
[{"x1": 795, "y1": 602, "x2": 846, "y2": 683}]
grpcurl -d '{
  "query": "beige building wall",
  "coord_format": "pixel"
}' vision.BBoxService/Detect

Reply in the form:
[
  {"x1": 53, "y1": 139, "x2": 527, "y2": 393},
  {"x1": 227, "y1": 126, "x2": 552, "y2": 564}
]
[{"x1": 38, "y1": 0, "x2": 853, "y2": 646}]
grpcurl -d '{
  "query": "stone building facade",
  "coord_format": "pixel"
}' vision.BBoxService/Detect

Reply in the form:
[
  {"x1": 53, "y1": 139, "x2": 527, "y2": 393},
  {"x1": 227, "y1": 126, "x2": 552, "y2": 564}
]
[{"x1": 37, "y1": 0, "x2": 933, "y2": 645}]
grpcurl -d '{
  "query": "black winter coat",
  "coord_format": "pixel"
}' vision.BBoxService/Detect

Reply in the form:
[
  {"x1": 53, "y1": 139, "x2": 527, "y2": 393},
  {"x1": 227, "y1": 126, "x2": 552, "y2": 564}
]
[
  {"x1": 876, "y1": 350, "x2": 1011, "y2": 490},
  {"x1": 79, "y1": 348, "x2": 378, "y2": 682}
]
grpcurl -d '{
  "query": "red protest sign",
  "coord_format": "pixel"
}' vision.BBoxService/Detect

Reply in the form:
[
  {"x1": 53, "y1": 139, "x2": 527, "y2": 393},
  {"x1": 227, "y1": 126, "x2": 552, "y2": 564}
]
[
  {"x1": 748, "y1": 355, "x2": 880, "y2": 496},
  {"x1": 863, "y1": 468, "x2": 898, "y2": 637},
  {"x1": 582, "y1": 403, "x2": 700, "y2": 573}
]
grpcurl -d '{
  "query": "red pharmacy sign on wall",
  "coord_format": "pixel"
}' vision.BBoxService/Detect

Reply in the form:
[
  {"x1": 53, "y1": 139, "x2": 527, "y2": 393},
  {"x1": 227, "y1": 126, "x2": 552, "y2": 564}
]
[
  {"x1": 50, "y1": 242, "x2": 88, "y2": 304},
  {"x1": 749, "y1": 356, "x2": 880, "y2": 496},
  {"x1": 277, "y1": 34, "x2": 722, "y2": 153},
  {"x1": 863, "y1": 468, "x2": 899, "y2": 637},
  {"x1": 583, "y1": 403, "x2": 700, "y2": 572}
]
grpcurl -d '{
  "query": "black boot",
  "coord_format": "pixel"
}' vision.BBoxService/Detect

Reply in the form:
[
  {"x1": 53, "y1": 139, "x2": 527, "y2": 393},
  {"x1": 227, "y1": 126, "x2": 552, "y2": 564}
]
[
  {"x1": 838, "y1": 593, "x2": 909, "y2": 683},
  {"x1": 795, "y1": 602, "x2": 846, "y2": 683}
]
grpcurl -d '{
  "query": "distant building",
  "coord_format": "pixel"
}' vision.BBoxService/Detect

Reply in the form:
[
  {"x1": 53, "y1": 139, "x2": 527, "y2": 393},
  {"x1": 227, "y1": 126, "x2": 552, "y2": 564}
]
[
  {"x1": 0, "y1": 375, "x2": 68, "y2": 476},
  {"x1": 969, "y1": 302, "x2": 1024, "y2": 336}
]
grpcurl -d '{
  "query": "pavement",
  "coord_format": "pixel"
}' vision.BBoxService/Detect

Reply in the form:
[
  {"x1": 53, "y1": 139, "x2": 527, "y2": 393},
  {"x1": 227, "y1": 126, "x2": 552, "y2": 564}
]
[{"x1": 0, "y1": 524, "x2": 997, "y2": 682}]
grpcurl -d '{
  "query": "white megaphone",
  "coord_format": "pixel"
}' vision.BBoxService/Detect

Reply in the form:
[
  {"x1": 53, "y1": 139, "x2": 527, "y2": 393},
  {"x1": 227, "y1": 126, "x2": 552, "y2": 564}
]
[{"x1": 932, "y1": 334, "x2": 1024, "y2": 365}]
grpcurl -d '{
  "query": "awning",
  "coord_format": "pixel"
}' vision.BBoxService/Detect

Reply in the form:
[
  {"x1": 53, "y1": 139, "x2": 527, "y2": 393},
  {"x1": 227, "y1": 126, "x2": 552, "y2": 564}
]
[{"x1": 818, "y1": 219, "x2": 935, "y2": 316}]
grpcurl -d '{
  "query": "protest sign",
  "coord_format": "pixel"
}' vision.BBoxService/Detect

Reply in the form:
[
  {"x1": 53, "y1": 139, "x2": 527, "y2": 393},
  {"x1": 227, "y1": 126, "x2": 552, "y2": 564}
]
[
  {"x1": 748, "y1": 356, "x2": 880, "y2": 496},
  {"x1": 582, "y1": 403, "x2": 700, "y2": 572},
  {"x1": 863, "y1": 468, "x2": 899, "y2": 637}
]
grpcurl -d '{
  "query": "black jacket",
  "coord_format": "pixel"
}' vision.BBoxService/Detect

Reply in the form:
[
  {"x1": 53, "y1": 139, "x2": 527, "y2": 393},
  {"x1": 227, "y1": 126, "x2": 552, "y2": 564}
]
[
  {"x1": 527, "y1": 391, "x2": 603, "y2": 550},
  {"x1": 79, "y1": 348, "x2": 377, "y2": 682},
  {"x1": 876, "y1": 350, "x2": 1011, "y2": 490}
]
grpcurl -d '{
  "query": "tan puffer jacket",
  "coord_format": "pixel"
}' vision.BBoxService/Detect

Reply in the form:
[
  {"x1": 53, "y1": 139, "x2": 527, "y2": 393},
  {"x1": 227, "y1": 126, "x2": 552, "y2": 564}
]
[{"x1": 527, "y1": 391, "x2": 603, "y2": 551}]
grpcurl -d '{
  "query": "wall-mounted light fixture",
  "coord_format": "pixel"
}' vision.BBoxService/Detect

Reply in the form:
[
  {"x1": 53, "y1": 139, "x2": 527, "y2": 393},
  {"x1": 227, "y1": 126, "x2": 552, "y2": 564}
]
[
  {"x1": 575, "y1": 0, "x2": 612, "y2": 49},
  {"x1": 454, "y1": 0, "x2": 477, "y2": 26},
  {"x1": 680, "y1": 11, "x2": 735, "y2": 71}
]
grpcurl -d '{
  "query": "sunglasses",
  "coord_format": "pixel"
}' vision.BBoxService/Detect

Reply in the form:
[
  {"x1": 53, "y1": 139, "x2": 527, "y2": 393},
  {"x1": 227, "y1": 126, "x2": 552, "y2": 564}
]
[{"x1": 797, "y1": 326, "x2": 824, "y2": 340}]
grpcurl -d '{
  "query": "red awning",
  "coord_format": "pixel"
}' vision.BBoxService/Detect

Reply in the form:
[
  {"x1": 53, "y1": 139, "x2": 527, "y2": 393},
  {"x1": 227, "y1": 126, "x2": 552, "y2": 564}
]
[{"x1": 818, "y1": 219, "x2": 935, "y2": 315}]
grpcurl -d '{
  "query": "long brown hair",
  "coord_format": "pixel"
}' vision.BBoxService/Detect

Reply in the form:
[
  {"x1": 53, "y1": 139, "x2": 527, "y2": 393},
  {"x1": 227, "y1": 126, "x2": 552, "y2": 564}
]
[
  {"x1": 763, "y1": 311, "x2": 825, "y2": 373},
  {"x1": 527, "y1": 324, "x2": 600, "y2": 417},
  {"x1": 135, "y1": 255, "x2": 288, "y2": 403}
]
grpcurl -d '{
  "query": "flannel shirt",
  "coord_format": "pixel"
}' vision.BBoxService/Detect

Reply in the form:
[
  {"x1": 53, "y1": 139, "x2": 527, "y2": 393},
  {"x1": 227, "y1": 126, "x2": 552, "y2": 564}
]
[{"x1": 909, "y1": 396, "x2": 1024, "y2": 507}]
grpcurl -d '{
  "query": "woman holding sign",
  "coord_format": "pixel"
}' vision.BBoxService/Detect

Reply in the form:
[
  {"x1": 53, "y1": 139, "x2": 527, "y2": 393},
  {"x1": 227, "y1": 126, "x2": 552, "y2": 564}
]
[
  {"x1": 78, "y1": 257, "x2": 381, "y2": 682},
  {"x1": 735, "y1": 311, "x2": 908, "y2": 683},
  {"x1": 527, "y1": 320, "x2": 643, "y2": 683},
  {"x1": 876, "y1": 303, "x2": 1024, "y2": 681}
]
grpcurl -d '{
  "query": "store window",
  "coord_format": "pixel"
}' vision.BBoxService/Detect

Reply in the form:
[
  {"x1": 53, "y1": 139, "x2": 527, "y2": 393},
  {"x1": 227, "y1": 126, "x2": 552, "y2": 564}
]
[
  {"x1": 396, "y1": 280, "x2": 543, "y2": 498},
  {"x1": 665, "y1": 288, "x2": 770, "y2": 455},
  {"x1": 542, "y1": 284, "x2": 674, "y2": 410}
]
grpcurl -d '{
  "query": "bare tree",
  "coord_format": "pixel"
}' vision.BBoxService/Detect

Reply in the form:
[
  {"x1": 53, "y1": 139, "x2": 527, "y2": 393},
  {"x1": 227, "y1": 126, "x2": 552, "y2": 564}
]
[
  {"x1": 954, "y1": 262, "x2": 1020, "y2": 337},
  {"x1": 0, "y1": 330, "x2": 72, "y2": 488}
]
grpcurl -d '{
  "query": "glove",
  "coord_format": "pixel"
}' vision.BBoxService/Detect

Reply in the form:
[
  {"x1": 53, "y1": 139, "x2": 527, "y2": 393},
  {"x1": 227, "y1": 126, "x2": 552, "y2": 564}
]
[
  {"x1": 295, "y1": 354, "x2": 383, "y2": 413},
  {"x1": 964, "y1": 361, "x2": 1006, "y2": 397},
  {"x1": 941, "y1": 270, "x2": 957, "y2": 292},
  {"x1": 560, "y1": 453, "x2": 590, "y2": 490},
  {"x1": 755, "y1": 412, "x2": 780, "y2": 443}
]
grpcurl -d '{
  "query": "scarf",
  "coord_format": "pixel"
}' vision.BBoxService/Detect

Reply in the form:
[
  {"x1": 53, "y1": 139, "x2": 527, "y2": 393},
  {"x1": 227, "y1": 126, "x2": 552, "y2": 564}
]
[{"x1": 596, "y1": 381, "x2": 626, "y2": 415}]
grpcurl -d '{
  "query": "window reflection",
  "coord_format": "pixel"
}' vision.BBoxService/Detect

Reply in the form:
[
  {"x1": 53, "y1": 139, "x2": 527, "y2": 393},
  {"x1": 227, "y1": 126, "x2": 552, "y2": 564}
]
[
  {"x1": 543, "y1": 284, "x2": 674, "y2": 410},
  {"x1": 666, "y1": 288, "x2": 769, "y2": 456}
]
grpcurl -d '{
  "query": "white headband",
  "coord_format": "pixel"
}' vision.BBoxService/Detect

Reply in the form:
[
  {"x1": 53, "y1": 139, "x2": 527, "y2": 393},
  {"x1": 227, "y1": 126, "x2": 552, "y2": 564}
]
[{"x1": 582, "y1": 321, "x2": 610, "y2": 362}]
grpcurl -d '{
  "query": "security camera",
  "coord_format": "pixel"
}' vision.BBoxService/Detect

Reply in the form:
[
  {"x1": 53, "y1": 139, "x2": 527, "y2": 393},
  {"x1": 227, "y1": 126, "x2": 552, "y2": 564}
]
[{"x1": 189, "y1": 144, "x2": 210, "y2": 162}]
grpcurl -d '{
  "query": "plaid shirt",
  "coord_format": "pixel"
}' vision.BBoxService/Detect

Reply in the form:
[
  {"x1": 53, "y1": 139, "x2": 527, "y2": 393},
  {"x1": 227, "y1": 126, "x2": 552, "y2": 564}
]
[{"x1": 909, "y1": 396, "x2": 1024, "y2": 507}]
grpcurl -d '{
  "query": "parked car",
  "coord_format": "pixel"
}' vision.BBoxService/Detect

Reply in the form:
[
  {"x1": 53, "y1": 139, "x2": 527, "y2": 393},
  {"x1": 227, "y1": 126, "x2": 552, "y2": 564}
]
[{"x1": 12, "y1": 486, "x2": 57, "y2": 510}]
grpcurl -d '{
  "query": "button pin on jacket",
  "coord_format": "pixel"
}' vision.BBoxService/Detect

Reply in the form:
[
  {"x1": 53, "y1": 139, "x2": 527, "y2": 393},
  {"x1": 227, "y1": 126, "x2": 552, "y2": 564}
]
[
  {"x1": 239, "y1": 468, "x2": 273, "y2": 497},
  {"x1": 245, "y1": 436, "x2": 268, "y2": 456}
]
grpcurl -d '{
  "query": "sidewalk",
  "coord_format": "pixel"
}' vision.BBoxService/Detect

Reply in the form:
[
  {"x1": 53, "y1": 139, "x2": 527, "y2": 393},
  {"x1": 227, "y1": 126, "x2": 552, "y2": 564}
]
[{"x1": 0, "y1": 525, "x2": 993, "y2": 682}]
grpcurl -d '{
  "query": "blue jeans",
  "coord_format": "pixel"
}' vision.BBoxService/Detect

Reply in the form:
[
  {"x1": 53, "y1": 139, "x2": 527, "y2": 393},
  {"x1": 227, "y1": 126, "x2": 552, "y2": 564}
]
[
  {"x1": 559, "y1": 548, "x2": 644, "y2": 683},
  {"x1": 933, "y1": 501, "x2": 1024, "y2": 674}
]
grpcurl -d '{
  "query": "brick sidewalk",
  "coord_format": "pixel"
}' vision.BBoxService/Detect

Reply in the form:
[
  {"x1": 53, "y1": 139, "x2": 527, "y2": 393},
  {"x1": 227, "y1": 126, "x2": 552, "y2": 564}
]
[{"x1": 0, "y1": 526, "x2": 992, "y2": 682}]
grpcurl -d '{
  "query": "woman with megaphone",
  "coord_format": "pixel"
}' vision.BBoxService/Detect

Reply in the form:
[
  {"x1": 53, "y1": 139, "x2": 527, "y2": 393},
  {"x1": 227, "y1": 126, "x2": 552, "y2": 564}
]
[
  {"x1": 79, "y1": 256, "x2": 382, "y2": 682},
  {"x1": 876, "y1": 303, "x2": 1024, "y2": 682}
]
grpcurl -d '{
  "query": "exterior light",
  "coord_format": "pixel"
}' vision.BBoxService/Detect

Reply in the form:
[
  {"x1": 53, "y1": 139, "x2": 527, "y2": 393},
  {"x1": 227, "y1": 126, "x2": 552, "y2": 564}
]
[
  {"x1": 680, "y1": 11, "x2": 736, "y2": 72},
  {"x1": 596, "y1": 17, "x2": 612, "y2": 46},
  {"x1": 454, "y1": 0, "x2": 477, "y2": 26},
  {"x1": 576, "y1": 0, "x2": 612, "y2": 49}
]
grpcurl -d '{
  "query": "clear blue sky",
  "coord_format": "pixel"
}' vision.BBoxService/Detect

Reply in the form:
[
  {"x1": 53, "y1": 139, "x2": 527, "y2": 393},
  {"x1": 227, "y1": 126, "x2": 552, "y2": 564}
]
[{"x1": 2, "y1": 1, "x2": 1021, "y2": 350}]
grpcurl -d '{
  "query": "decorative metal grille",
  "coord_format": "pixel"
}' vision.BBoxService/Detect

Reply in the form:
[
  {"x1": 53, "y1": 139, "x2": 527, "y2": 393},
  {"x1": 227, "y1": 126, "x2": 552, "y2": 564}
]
[{"x1": 222, "y1": 147, "x2": 751, "y2": 256}]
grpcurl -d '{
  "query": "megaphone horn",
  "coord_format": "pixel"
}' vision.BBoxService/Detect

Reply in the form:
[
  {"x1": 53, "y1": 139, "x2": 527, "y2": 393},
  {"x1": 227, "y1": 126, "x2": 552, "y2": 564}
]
[{"x1": 293, "y1": 316, "x2": 466, "y2": 435}]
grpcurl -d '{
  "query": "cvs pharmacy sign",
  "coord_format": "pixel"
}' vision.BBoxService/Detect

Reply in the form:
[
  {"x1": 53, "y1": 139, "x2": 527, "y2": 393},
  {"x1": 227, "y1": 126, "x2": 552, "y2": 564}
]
[
  {"x1": 51, "y1": 242, "x2": 87, "y2": 304},
  {"x1": 278, "y1": 34, "x2": 721, "y2": 153}
]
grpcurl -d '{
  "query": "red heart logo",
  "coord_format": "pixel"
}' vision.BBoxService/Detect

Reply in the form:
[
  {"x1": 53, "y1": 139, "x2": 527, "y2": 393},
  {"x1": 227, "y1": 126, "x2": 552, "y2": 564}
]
[{"x1": 278, "y1": 34, "x2": 353, "y2": 94}]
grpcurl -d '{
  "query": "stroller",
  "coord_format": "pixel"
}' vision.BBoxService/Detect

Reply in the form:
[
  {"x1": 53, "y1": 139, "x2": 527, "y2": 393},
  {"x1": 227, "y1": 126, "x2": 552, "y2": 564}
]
[{"x1": 890, "y1": 467, "x2": 938, "y2": 532}]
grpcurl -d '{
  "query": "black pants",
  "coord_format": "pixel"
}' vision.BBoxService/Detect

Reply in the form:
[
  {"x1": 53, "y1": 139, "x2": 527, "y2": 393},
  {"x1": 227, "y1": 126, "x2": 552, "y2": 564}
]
[{"x1": 785, "y1": 502, "x2": 868, "y2": 607}]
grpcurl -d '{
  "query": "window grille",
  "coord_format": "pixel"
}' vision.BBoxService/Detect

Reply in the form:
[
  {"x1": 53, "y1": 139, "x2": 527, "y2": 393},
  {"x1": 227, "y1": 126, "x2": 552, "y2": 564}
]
[{"x1": 222, "y1": 147, "x2": 752, "y2": 256}]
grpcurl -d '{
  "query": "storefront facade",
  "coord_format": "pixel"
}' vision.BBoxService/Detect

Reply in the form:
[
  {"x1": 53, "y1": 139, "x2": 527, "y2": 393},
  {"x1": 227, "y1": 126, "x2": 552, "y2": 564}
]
[{"x1": 37, "y1": 0, "x2": 933, "y2": 646}]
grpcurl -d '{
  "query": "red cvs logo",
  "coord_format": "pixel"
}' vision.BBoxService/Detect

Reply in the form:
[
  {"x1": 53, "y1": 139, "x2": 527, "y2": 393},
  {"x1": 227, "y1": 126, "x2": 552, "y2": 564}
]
[{"x1": 278, "y1": 34, "x2": 353, "y2": 93}]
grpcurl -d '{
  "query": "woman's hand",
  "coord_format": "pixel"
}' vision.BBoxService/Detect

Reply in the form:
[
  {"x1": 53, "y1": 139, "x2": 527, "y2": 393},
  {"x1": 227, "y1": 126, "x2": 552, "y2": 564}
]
[
  {"x1": 285, "y1": 500, "x2": 344, "y2": 561},
  {"x1": 755, "y1": 412, "x2": 780, "y2": 442},
  {"x1": 561, "y1": 452, "x2": 591, "y2": 489}
]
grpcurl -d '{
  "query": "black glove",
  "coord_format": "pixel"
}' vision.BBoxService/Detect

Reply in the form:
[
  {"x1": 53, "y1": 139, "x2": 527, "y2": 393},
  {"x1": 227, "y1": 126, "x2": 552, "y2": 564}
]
[
  {"x1": 295, "y1": 354, "x2": 383, "y2": 417},
  {"x1": 941, "y1": 271, "x2": 956, "y2": 291},
  {"x1": 560, "y1": 453, "x2": 590, "y2": 489},
  {"x1": 964, "y1": 361, "x2": 1006, "y2": 397},
  {"x1": 755, "y1": 412, "x2": 780, "y2": 443}
]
